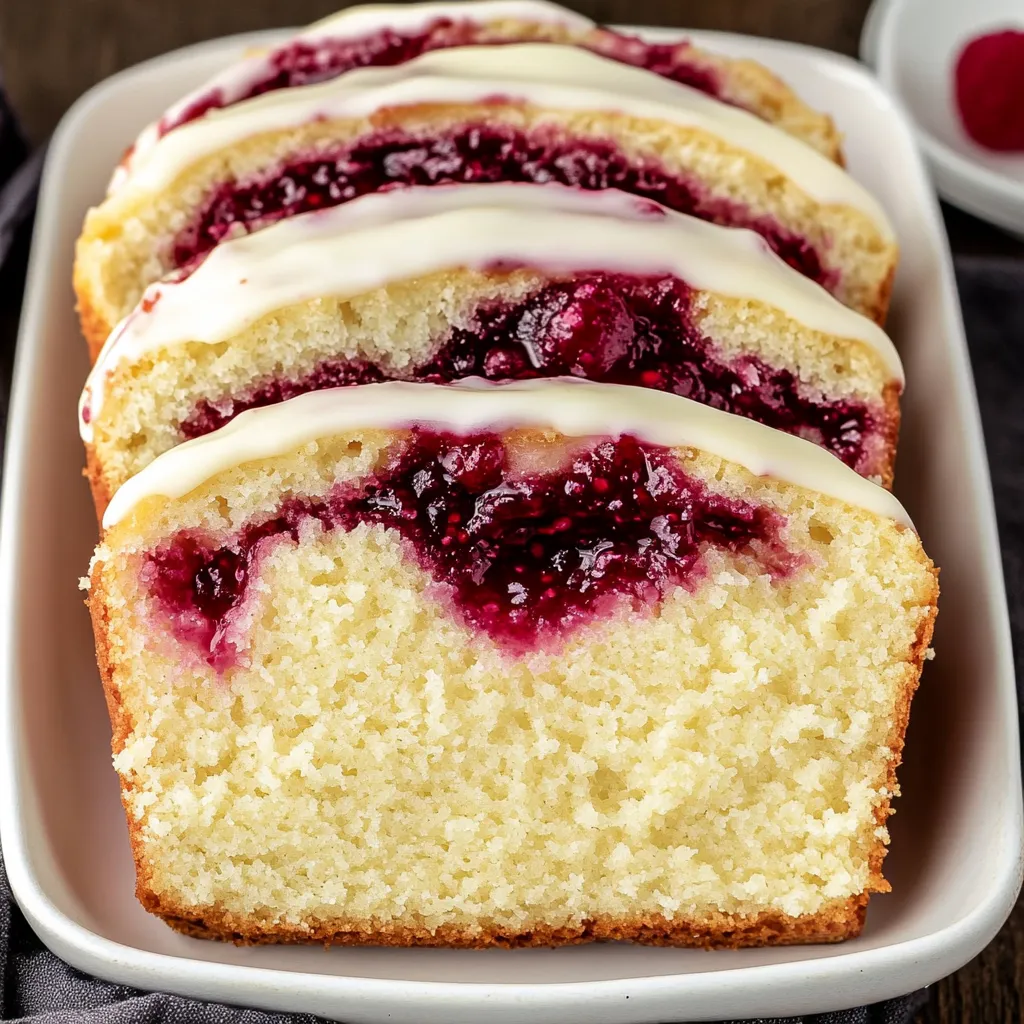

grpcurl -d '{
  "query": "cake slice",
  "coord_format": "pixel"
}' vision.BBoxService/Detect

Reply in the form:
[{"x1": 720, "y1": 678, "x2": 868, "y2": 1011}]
[
  {"x1": 75, "y1": 42, "x2": 895, "y2": 346},
  {"x1": 88, "y1": 379, "x2": 938, "y2": 948},
  {"x1": 80, "y1": 185, "x2": 903, "y2": 514},
  {"x1": 118, "y1": 0, "x2": 841, "y2": 177}
]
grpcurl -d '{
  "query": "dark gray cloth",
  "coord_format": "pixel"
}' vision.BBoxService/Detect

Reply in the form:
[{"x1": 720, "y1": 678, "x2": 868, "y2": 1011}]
[
  {"x1": 4, "y1": 85, "x2": 1015, "y2": 1024},
  {"x1": 955, "y1": 255, "x2": 1024, "y2": 693}
]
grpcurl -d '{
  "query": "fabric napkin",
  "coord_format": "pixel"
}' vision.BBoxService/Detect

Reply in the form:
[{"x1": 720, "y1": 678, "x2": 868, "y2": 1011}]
[{"x1": 2, "y1": 82, "x2": 1018, "y2": 1024}]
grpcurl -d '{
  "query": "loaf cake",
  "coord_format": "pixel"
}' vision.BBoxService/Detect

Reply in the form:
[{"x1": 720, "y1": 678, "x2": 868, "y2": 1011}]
[
  {"x1": 75, "y1": 41, "x2": 896, "y2": 349},
  {"x1": 86, "y1": 380, "x2": 938, "y2": 948},
  {"x1": 119, "y1": 0, "x2": 841, "y2": 174},
  {"x1": 80, "y1": 184, "x2": 903, "y2": 514}
]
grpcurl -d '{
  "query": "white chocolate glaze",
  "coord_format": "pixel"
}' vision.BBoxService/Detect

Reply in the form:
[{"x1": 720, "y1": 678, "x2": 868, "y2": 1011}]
[
  {"x1": 115, "y1": 1, "x2": 592, "y2": 190},
  {"x1": 80, "y1": 184, "x2": 901, "y2": 440},
  {"x1": 102, "y1": 379, "x2": 913, "y2": 529},
  {"x1": 108, "y1": 42, "x2": 892, "y2": 237},
  {"x1": 302, "y1": 1, "x2": 592, "y2": 41}
]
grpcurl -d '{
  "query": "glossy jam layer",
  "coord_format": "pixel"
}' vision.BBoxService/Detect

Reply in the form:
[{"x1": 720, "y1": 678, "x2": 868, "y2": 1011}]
[
  {"x1": 159, "y1": 21, "x2": 722, "y2": 137},
  {"x1": 145, "y1": 431, "x2": 791, "y2": 667},
  {"x1": 181, "y1": 360, "x2": 387, "y2": 439},
  {"x1": 172, "y1": 125, "x2": 830, "y2": 288},
  {"x1": 181, "y1": 274, "x2": 875, "y2": 471}
]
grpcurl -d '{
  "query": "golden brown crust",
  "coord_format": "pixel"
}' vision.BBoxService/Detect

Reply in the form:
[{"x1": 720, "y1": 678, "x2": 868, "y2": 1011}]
[
  {"x1": 868, "y1": 261, "x2": 897, "y2": 328},
  {"x1": 84, "y1": 445, "x2": 112, "y2": 527},
  {"x1": 878, "y1": 380, "x2": 901, "y2": 491},
  {"x1": 145, "y1": 894, "x2": 867, "y2": 949},
  {"x1": 87, "y1": 570, "x2": 118, "y2": 743},
  {"x1": 864, "y1": 559, "x2": 939, "y2": 893},
  {"x1": 88, "y1": 565, "x2": 157, "y2": 921},
  {"x1": 74, "y1": 248, "x2": 114, "y2": 364}
]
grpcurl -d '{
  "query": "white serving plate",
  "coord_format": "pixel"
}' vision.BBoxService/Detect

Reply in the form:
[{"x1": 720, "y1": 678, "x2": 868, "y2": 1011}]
[
  {"x1": 861, "y1": 0, "x2": 1024, "y2": 236},
  {"x1": 1, "y1": 26, "x2": 1021, "y2": 1024}
]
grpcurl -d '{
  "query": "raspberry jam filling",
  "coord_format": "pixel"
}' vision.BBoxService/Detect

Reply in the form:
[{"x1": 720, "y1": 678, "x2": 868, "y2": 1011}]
[
  {"x1": 159, "y1": 22, "x2": 722, "y2": 137},
  {"x1": 172, "y1": 126, "x2": 830, "y2": 289},
  {"x1": 145, "y1": 431, "x2": 792, "y2": 667},
  {"x1": 954, "y1": 30, "x2": 1024, "y2": 152},
  {"x1": 182, "y1": 360, "x2": 387, "y2": 439},
  {"x1": 181, "y1": 275, "x2": 876, "y2": 473}
]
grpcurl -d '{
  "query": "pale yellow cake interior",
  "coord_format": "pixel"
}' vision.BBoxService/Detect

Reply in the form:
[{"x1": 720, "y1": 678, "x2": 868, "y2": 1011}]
[{"x1": 91, "y1": 433, "x2": 936, "y2": 938}]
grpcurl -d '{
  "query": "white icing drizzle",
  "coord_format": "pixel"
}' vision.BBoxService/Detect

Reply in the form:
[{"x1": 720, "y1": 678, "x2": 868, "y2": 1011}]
[
  {"x1": 109, "y1": 42, "x2": 893, "y2": 237},
  {"x1": 80, "y1": 184, "x2": 901, "y2": 441},
  {"x1": 302, "y1": 1, "x2": 593, "y2": 41},
  {"x1": 115, "y1": 1, "x2": 592, "y2": 190},
  {"x1": 102, "y1": 379, "x2": 913, "y2": 529}
]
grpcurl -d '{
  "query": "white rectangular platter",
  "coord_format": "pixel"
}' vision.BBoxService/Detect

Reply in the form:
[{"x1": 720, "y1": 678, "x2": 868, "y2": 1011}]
[{"x1": 1, "y1": 25, "x2": 1021, "y2": 1024}]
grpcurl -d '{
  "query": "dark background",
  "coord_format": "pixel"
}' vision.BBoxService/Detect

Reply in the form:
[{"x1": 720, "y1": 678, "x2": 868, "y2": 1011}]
[
  {"x1": 0, "y1": 1, "x2": 1022, "y2": 1021},
  {"x1": 4, "y1": 0, "x2": 1023, "y2": 259}
]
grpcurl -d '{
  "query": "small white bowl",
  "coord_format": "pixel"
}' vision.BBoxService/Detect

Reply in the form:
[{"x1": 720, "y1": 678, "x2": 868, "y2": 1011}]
[{"x1": 862, "y1": 0, "x2": 1024, "y2": 236}]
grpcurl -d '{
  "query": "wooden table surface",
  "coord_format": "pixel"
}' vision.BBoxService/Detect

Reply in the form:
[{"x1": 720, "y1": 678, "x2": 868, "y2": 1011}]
[{"x1": 1, "y1": 2, "x2": 1022, "y2": 1021}]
